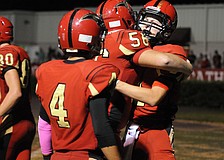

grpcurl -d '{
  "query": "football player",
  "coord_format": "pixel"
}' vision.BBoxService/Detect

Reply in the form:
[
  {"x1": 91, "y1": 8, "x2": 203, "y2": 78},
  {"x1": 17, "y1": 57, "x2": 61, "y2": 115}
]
[
  {"x1": 95, "y1": 0, "x2": 192, "y2": 148},
  {"x1": 36, "y1": 9, "x2": 121, "y2": 160},
  {"x1": 0, "y1": 17, "x2": 36, "y2": 160},
  {"x1": 116, "y1": 0, "x2": 190, "y2": 159}
]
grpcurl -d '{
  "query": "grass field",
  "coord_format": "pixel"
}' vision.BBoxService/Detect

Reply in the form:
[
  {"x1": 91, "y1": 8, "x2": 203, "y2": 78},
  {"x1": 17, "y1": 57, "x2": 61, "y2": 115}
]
[
  {"x1": 30, "y1": 101, "x2": 224, "y2": 159},
  {"x1": 174, "y1": 120, "x2": 224, "y2": 160},
  {"x1": 177, "y1": 106, "x2": 224, "y2": 123},
  {"x1": 174, "y1": 107, "x2": 224, "y2": 160}
]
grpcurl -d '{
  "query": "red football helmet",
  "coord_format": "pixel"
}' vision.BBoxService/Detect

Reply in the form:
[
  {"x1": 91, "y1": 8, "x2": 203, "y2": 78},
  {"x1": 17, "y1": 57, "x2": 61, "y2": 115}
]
[
  {"x1": 96, "y1": 0, "x2": 136, "y2": 31},
  {"x1": 0, "y1": 16, "x2": 13, "y2": 43},
  {"x1": 137, "y1": 0, "x2": 177, "y2": 45},
  {"x1": 58, "y1": 9, "x2": 106, "y2": 57}
]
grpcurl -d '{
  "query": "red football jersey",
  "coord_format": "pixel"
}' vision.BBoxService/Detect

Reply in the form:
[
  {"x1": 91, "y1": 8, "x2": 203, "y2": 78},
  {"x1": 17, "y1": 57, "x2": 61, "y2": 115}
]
[
  {"x1": 36, "y1": 59, "x2": 119, "y2": 151},
  {"x1": 94, "y1": 29, "x2": 150, "y2": 129},
  {"x1": 153, "y1": 44, "x2": 187, "y2": 60},
  {"x1": 95, "y1": 29, "x2": 149, "y2": 84},
  {"x1": 133, "y1": 44, "x2": 187, "y2": 123},
  {"x1": 0, "y1": 45, "x2": 34, "y2": 121}
]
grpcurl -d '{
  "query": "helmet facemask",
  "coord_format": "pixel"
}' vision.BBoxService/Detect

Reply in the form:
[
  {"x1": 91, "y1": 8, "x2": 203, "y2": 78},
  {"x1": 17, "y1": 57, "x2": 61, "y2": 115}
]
[{"x1": 137, "y1": 7, "x2": 177, "y2": 46}]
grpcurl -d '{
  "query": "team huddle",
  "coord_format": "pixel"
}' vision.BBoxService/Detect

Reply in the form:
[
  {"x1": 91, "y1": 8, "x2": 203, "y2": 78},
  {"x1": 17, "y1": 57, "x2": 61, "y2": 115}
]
[{"x1": 0, "y1": 0, "x2": 193, "y2": 160}]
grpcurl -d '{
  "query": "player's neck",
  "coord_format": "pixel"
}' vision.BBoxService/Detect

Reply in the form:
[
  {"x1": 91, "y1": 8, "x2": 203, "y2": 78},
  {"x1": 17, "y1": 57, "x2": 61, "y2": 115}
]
[
  {"x1": 67, "y1": 57, "x2": 85, "y2": 61},
  {"x1": 0, "y1": 43, "x2": 10, "y2": 48}
]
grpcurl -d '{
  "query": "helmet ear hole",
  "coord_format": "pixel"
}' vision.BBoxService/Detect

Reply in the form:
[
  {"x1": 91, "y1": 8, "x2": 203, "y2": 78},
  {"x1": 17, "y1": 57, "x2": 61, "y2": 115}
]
[
  {"x1": 87, "y1": 36, "x2": 102, "y2": 56},
  {"x1": 164, "y1": 32, "x2": 171, "y2": 38}
]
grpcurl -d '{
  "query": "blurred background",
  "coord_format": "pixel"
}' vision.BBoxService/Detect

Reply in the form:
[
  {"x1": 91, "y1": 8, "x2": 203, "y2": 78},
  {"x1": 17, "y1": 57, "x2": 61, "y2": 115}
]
[
  {"x1": 1, "y1": 1, "x2": 223, "y2": 159},
  {"x1": 1, "y1": 0, "x2": 224, "y2": 80}
]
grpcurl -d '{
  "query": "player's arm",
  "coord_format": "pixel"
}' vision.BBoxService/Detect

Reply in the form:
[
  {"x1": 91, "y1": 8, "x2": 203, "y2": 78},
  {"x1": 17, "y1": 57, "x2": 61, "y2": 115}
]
[
  {"x1": 89, "y1": 85, "x2": 122, "y2": 160},
  {"x1": 120, "y1": 30, "x2": 192, "y2": 75},
  {"x1": 38, "y1": 105, "x2": 53, "y2": 160},
  {"x1": 0, "y1": 69, "x2": 22, "y2": 116},
  {"x1": 133, "y1": 49, "x2": 193, "y2": 75},
  {"x1": 116, "y1": 80, "x2": 167, "y2": 106}
]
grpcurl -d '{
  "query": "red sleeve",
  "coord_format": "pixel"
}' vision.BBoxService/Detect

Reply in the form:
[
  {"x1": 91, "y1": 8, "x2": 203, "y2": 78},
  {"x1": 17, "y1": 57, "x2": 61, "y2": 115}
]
[
  {"x1": 86, "y1": 63, "x2": 120, "y2": 97},
  {"x1": 153, "y1": 44, "x2": 187, "y2": 60},
  {"x1": 132, "y1": 47, "x2": 152, "y2": 65},
  {"x1": 108, "y1": 30, "x2": 150, "y2": 57},
  {"x1": 152, "y1": 81, "x2": 169, "y2": 91},
  {"x1": 152, "y1": 75, "x2": 176, "y2": 91}
]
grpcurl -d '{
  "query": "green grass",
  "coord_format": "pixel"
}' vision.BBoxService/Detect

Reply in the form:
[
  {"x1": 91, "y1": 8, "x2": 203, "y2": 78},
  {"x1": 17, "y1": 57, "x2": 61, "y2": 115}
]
[
  {"x1": 176, "y1": 106, "x2": 224, "y2": 123},
  {"x1": 175, "y1": 129, "x2": 224, "y2": 160},
  {"x1": 174, "y1": 106, "x2": 224, "y2": 160},
  {"x1": 31, "y1": 105, "x2": 224, "y2": 160}
]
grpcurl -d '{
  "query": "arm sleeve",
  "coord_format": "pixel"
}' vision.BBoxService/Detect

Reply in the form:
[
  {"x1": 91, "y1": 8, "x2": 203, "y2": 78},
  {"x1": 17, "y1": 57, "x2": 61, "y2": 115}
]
[
  {"x1": 39, "y1": 104, "x2": 50, "y2": 123},
  {"x1": 89, "y1": 86, "x2": 117, "y2": 148},
  {"x1": 153, "y1": 44, "x2": 187, "y2": 60},
  {"x1": 131, "y1": 47, "x2": 152, "y2": 65},
  {"x1": 38, "y1": 107, "x2": 52, "y2": 155},
  {"x1": 153, "y1": 74, "x2": 175, "y2": 90}
]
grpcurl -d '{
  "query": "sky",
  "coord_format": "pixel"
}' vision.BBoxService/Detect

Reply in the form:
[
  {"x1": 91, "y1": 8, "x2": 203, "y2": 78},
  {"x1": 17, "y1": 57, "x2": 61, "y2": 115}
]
[{"x1": 0, "y1": 0, "x2": 223, "y2": 11}]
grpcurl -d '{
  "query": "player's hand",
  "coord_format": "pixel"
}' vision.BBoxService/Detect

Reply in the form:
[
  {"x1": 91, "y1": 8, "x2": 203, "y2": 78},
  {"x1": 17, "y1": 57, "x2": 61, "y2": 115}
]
[{"x1": 43, "y1": 154, "x2": 52, "y2": 160}]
